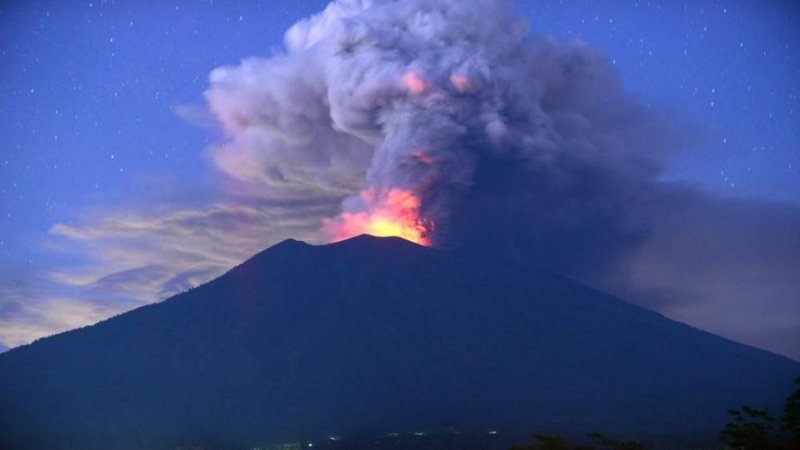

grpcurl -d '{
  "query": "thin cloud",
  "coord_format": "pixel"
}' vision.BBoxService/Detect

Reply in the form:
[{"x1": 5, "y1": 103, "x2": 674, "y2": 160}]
[{"x1": 0, "y1": 202, "x2": 334, "y2": 349}]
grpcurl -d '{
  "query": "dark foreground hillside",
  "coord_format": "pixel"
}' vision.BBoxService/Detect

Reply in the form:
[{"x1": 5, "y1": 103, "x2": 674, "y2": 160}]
[{"x1": 0, "y1": 235, "x2": 797, "y2": 449}]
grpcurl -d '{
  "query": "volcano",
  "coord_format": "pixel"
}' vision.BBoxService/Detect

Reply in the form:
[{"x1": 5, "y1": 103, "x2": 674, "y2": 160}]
[{"x1": 0, "y1": 235, "x2": 797, "y2": 449}]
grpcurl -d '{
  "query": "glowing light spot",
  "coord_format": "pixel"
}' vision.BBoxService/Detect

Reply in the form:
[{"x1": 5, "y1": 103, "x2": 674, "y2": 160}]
[
  {"x1": 402, "y1": 71, "x2": 427, "y2": 95},
  {"x1": 324, "y1": 188, "x2": 433, "y2": 246},
  {"x1": 450, "y1": 73, "x2": 471, "y2": 92}
]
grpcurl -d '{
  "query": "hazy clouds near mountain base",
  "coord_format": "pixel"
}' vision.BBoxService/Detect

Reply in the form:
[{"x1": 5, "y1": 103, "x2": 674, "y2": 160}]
[
  {"x1": 0, "y1": 202, "x2": 334, "y2": 350},
  {"x1": 612, "y1": 196, "x2": 800, "y2": 359},
  {"x1": 443, "y1": 160, "x2": 800, "y2": 359}
]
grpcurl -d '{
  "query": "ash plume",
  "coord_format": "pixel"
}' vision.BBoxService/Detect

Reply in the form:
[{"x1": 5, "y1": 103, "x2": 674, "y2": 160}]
[
  {"x1": 204, "y1": 0, "x2": 800, "y2": 357},
  {"x1": 206, "y1": 0, "x2": 685, "y2": 247}
]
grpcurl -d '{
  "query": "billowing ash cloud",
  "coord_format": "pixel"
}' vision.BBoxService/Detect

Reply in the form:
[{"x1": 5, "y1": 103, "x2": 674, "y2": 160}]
[
  {"x1": 200, "y1": 0, "x2": 800, "y2": 359},
  {"x1": 206, "y1": 0, "x2": 688, "y2": 248}
]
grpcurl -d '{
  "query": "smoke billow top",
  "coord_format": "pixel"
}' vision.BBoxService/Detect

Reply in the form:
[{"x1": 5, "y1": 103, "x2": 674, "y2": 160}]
[{"x1": 205, "y1": 0, "x2": 688, "y2": 257}]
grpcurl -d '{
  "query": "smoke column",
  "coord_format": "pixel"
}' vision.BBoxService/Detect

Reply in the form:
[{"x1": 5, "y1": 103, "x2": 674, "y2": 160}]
[
  {"x1": 206, "y1": 0, "x2": 689, "y2": 261},
  {"x1": 199, "y1": 0, "x2": 800, "y2": 358}
]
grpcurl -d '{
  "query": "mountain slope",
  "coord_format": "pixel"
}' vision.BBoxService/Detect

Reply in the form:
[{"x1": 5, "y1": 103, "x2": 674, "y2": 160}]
[{"x1": 0, "y1": 235, "x2": 797, "y2": 449}]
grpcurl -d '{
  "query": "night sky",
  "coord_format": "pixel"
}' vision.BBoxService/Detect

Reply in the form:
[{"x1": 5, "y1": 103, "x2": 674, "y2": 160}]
[{"x1": 0, "y1": 1, "x2": 798, "y2": 357}]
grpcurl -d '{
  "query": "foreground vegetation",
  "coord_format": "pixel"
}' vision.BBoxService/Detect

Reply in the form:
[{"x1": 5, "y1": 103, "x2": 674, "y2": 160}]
[{"x1": 510, "y1": 377, "x2": 800, "y2": 450}]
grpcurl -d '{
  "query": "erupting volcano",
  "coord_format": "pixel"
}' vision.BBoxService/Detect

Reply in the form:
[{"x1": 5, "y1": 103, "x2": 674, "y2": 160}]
[
  {"x1": 2, "y1": 235, "x2": 798, "y2": 450},
  {"x1": 324, "y1": 188, "x2": 433, "y2": 246}
]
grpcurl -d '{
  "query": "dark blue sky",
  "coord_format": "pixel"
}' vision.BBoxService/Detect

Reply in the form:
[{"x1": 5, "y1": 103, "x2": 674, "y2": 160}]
[
  {"x1": 0, "y1": 0, "x2": 798, "y2": 356},
  {"x1": 1, "y1": 1, "x2": 323, "y2": 267}
]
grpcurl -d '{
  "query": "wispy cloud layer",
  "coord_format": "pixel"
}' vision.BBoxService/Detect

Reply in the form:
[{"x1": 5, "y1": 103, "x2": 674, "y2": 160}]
[{"x1": 0, "y1": 202, "x2": 334, "y2": 349}]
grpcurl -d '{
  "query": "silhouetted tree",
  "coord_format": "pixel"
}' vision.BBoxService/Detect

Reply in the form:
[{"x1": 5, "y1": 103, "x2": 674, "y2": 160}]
[
  {"x1": 782, "y1": 377, "x2": 800, "y2": 447},
  {"x1": 512, "y1": 377, "x2": 800, "y2": 450},
  {"x1": 720, "y1": 404, "x2": 778, "y2": 449}
]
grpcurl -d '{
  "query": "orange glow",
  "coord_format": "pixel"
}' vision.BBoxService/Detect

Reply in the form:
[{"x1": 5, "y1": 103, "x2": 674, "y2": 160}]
[
  {"x1": 450, "y1": 73, "x2": 471, "y2": 92},
  {"x1": 402, "y1": 71, "x2": 428, "y2": 95},
  {"x1": 324, "y1": 189, "x2": 433, "y2": 246}
]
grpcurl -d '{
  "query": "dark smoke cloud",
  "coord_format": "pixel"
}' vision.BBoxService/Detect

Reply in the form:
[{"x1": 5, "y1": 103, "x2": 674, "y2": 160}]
[
  {"x1": 607, "y1": 196, "x2": 800, "y2": 359},
  {"x1": 202, "y1": 0, "x2": 800, "y2": 358},
  {"x1": 206, "y1": 0, "x2": 683, "y2": 221},
  {"x1": 204, "y1": 0, "x2": 691, "y2": 273}
]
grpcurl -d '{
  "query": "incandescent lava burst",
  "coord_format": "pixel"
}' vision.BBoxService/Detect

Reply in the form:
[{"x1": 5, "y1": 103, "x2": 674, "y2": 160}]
[
  {"x1": 401, "y1": 71, "x2": 428, "y2": 95},
  {"x1": 323, "y1": 189, "x2": 434, "y2": 246}
]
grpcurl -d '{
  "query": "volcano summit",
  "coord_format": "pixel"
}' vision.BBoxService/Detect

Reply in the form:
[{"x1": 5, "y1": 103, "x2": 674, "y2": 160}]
[{"x1": 0, "y1": 235, "x2": 797, "y2": 449}]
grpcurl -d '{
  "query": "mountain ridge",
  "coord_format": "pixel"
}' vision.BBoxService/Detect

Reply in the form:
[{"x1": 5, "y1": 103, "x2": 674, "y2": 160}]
[{"x1": 1, "y1": 234, "x2": 797, "y2": 449}]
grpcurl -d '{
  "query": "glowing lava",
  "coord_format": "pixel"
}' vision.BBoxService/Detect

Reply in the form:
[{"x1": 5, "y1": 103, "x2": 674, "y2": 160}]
[
  {"x1": 324, "y1": 189, "x2": 433, "y2": 246},
  {"x1": 402, "y1": 71, "x2": 428, "y2": 95}
]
